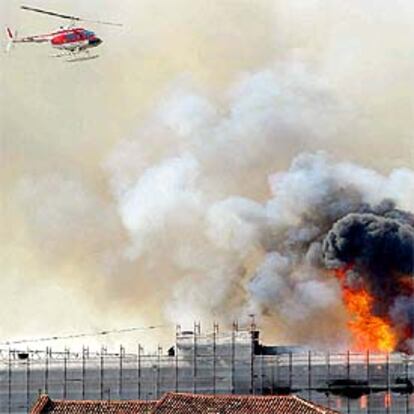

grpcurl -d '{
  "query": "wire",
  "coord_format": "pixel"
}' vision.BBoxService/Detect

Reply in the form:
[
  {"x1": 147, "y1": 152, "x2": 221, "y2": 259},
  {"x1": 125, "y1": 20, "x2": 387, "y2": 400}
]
[{"x1": 0, "y1": 324, "x2": 168, "y2": 346}]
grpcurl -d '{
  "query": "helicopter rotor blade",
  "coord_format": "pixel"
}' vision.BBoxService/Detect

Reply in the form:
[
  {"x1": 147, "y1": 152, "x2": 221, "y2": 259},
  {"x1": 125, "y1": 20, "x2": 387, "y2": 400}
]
[
  {"x1": 74, "y1": 18, "x2": 122, "y2": 27},
  {"x1": 21, "y1": 6, "x2": 80, "y2": 21},
  {"x1": 21, "y1": 5, "x2": 122, "y2": 26}
]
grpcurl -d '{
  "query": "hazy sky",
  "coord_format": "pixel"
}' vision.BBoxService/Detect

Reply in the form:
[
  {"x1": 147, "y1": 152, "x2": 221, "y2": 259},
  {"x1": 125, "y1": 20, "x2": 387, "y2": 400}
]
[{"x1": 0, "y1": 0, "x2": 413, "y2": 351}]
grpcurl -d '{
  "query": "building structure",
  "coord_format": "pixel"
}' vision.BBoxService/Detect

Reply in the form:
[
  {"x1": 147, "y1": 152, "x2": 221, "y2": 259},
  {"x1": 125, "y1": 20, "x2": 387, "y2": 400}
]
[
  {"x1": 29, "y1": 392, "x2": 340, "y2": 414},
  {"x1": 0, "y1": 325, "x2": 413, "y2": 414}
]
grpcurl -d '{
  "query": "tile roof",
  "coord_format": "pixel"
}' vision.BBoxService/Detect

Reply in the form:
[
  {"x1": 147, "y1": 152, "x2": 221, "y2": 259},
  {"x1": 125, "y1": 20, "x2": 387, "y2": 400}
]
[
  {"x1": 30, "y1": 393, "x2": 339, "y2": 414},
  {"x1": 153, "y1": 393, "x2": 340, "y2": 414},
  {"x1": 30, "y1": 395, "x2": 156, "y2": 414}
]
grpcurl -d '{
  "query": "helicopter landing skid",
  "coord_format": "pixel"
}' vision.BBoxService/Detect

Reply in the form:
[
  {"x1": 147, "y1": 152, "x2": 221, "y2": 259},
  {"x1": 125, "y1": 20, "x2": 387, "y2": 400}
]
[
  {"x1": 66, "y1": 54, "x2": 99, "y2": 63},
  {"x1": 49, "y1": 49, "x2": 99, "y2": 62},
  {"x1": 49, "y1": 52, "x2": 69, "y2": 58}
]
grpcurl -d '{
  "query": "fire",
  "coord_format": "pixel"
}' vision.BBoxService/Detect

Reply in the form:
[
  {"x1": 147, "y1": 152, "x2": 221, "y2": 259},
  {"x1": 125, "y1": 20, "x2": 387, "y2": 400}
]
[{"x1": 334, "y1": 268, "x2": 397, "y2": 352}]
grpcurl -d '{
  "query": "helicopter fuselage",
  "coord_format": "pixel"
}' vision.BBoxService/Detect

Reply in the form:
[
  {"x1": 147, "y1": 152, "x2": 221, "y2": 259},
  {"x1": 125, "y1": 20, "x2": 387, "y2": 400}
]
[{"x1": 50, "y1": 28, "x2": 102, "y2": 51}]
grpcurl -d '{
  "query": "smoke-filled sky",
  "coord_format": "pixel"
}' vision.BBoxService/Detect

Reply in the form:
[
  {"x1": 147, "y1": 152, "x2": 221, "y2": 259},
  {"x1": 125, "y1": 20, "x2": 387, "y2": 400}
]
[{"x1": 0, "y1": 0, "x2": 413, "y2": 351}]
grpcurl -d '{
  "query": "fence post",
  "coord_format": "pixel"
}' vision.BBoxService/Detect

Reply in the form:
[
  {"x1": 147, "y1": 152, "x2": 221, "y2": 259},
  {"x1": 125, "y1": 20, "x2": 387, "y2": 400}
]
[
  {"x1": 175, "y1": 343, "x2": 179, "y2": 393},
  {"x1": 275, "y1": 355, "x2": 280, "y2": 392},
  {"x1": 63, "y1": 348, "x2": 68, "y2": 399},
  {"x1": 366, "y1": 350, "x2": 371, "y2": 414},
  {"x1": 137, "y1": 344, "x2": 141, "y2": 399},
  {"x1": 260, "y1": 350, "x2": 264, "y2": 395},
  {"x1": 405, "y1": 354, "x2": 409, "y2": 414},
  {"x1": 193, "y1": 322, "x2": 199, "y2": 394},
  {"x1": 100, "y1": 347, "x2": 104, "y2": 400},
  {"x1": 346, "y1": 351, "x2": 350, "y2": 414},
  {"x1": 250, "y1": 335, "x2": 254, "y2": 394},
  {"x1": 156, "y1": 346, "x2": 161, "y2": 399},
  {"x1": 8, "y1": 349, "x2": 11, "y2": 414},
  {"x1": 326, "y1": 351, "x2": 331, "y2": 409},
  {"x1": 308, "y1": 350, "x2": 312, "y2": 400},
  {"x1": 231, "y1": 322, "x2": 236, "y2": 394},
  {"x1": 45, "y1": 348, "x2": 49, "y2": 395},
  {"x1": 213, "y1": 323, "x2": 218, "y2": 395},
  {"x1": 346, "y1": 350, "x2": 350, "y2": 381},
  {"x1": 82, "y1": 346, "x2": 86, "y2": 399},
  {"x1": 386, "y1": 352, "x2": 390, "y2": 414},
  {"x1": 250, "y1": 315, "x2": 256, "y2": 395}
]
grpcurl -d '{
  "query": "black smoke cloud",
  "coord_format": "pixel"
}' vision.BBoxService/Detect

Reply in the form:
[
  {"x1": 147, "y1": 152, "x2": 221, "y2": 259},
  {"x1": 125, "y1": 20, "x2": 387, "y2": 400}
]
[{"x1": 323, "y1": 203, "x2": 414, "y2": 275}]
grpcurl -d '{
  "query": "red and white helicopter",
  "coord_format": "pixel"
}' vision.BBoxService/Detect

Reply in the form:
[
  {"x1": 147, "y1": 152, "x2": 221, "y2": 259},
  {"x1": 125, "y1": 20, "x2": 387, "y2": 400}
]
[{"x1": 6, "y1": 5, "x2": 122, "y2": 62}]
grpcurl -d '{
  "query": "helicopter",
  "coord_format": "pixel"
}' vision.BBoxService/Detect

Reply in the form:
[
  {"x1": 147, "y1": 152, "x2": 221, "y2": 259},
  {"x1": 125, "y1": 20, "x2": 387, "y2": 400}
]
[{"x1": 5, "y1": 5, "x2": 122, "y2": 62}]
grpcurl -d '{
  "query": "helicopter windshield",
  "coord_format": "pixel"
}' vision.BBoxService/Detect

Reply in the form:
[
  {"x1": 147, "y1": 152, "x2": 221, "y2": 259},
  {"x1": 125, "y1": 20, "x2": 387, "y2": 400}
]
[{"x1": 66, "y1": 33, "x2": 77, "y2": 41}]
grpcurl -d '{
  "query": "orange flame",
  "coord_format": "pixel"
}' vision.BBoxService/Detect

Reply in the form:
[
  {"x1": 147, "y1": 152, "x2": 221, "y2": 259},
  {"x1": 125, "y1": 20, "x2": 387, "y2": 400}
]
[{"x1": 334, "y1": 268, "x2": 397, "y2": 352}]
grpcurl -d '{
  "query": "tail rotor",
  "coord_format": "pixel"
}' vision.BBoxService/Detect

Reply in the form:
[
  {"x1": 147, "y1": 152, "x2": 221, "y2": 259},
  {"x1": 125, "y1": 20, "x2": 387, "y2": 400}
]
[{"x1": 5, "y1": 27, "x2": 17, "y2": 53}]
